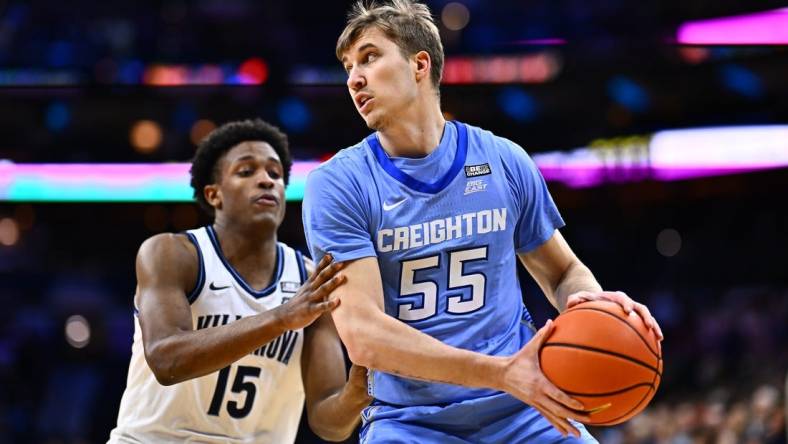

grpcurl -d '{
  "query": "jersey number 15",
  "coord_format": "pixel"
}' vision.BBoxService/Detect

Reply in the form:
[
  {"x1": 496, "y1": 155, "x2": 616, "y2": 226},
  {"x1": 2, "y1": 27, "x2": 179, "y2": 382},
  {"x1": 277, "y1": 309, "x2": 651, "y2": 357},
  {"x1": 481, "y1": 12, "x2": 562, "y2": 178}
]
[{"x1": 207, "y1": 365, "x2": 260, "y2": 419}]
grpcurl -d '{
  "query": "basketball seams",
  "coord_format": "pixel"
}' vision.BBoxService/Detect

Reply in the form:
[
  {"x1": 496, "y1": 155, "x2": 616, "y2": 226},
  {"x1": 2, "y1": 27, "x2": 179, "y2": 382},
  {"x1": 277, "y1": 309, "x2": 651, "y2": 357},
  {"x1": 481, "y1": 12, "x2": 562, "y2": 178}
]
[
  {"x1": 566, "y1": 306, "x2": 661, "y2": 360},
  {"x1": 541, "y1": 343, "x2": 663, "y2": 377},
  {"x1": 562, "y1": 382, "x2": 654, "y2": 397},
  {"x1": 576, "y1": 356, "x2": 662, "y2": 425},
  {"x1": 591, "y1": 386, "x2": 654, "y2": 426}
]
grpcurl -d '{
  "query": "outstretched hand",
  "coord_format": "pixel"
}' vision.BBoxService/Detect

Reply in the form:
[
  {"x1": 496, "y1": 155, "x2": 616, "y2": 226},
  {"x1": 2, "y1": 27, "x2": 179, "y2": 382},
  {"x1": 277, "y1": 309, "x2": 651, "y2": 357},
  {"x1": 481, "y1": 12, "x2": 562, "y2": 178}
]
[
  {"x1": 500, "y1": 319, "x2": 590, "y2": 438},
  {"x1": 275, "y1": 254, "x2": 346, "y2": 331},
  {"x1": 566, "y1": 290, "x2": 663, "y2": 340}
]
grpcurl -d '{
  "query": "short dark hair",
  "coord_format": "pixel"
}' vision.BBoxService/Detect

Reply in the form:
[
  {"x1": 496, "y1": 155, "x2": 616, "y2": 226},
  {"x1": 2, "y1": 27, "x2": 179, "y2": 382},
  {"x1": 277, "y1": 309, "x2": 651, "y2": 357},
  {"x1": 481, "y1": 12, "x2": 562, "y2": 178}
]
[{"x1": 190, "y1": 119, "x2": 292, "y2": 217}]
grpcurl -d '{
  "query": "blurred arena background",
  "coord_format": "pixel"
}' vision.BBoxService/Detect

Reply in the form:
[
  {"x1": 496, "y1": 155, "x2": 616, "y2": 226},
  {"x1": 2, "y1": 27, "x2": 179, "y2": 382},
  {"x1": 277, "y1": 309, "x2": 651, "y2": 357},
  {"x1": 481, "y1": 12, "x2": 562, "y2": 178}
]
[{"x1": 0, "y1": 1, "x2": 787, "y2": 443}]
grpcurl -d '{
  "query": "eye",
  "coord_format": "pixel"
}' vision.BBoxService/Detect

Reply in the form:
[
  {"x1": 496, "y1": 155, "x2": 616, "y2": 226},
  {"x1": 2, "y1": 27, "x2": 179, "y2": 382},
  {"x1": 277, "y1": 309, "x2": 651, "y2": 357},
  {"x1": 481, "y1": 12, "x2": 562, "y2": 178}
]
[
  {"x1": 268, "y1": 170, "x2": 281, "y2": 179},
  {"x1": 365, "y1": 52, "x2": 378, "y2": 63},
  {"x1": 237, "y1": 167, "x2": 254, "y2": 177}
]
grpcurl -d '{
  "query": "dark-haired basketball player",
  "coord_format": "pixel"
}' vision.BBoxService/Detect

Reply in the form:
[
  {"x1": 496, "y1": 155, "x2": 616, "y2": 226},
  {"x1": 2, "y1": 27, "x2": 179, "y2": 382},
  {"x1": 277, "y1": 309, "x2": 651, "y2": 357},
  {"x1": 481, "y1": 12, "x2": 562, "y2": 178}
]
[{"x1": 110, "y1": 119, "x2": 371, "y2": 443}]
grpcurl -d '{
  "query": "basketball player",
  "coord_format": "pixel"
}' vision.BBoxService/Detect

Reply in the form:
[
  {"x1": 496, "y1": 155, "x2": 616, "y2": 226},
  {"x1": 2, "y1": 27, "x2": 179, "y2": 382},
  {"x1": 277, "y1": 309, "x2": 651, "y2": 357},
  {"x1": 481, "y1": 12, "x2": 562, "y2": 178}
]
[
  {"x1": 109, "y1": 119, "x2": 371, "y2": 443},
  {"x1": 302, "y1": 1, "x2": 664, "y2": 442}
]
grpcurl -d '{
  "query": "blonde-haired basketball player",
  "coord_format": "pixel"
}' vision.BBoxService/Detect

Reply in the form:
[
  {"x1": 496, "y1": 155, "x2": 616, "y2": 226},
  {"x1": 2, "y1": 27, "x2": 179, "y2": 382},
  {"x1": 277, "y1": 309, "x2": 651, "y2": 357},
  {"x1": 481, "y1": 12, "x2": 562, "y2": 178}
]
[
  {"x1": 109, "y1": 119, "x2": 371, "y2": 443},
  {"x1": 303, "y1": 1, "x2": 664, "y2": 442}
]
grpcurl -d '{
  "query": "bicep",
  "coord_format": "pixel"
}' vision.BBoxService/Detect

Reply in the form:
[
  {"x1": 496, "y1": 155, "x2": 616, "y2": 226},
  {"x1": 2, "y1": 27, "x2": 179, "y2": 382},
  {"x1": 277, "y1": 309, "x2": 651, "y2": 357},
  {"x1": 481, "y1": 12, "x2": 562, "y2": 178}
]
[
  {"x1": 135, "y1": 235, "x2": 198, "y2": 347},
  {"x1": 329, "y1": 256, "x2": 385, "y2": 345}
]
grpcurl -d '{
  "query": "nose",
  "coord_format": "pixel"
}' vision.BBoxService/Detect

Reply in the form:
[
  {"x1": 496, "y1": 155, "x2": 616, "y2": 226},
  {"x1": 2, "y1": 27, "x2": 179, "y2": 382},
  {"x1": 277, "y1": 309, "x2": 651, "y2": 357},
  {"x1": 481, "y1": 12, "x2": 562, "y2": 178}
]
[
  {"x1": 256, "y1": 171, "x2": 275, "y2": 189},
  {"x1": 346, "y1": 65, "x2": 365, "y2": 92}
]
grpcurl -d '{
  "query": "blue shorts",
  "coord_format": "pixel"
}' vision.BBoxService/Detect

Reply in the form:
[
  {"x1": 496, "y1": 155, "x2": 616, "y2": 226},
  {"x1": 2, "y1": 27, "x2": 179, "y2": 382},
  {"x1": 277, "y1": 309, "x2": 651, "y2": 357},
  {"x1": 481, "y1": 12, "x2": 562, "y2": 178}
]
[{"x1": 360, "y1": 392, "x2": 597, "y2": 443}]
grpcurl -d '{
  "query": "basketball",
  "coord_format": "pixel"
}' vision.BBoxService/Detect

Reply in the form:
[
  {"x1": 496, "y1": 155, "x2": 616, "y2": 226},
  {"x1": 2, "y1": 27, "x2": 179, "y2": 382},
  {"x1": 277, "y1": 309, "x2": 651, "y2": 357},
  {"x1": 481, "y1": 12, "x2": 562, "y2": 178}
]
[{"x1": 539, "y1": 300, "x2": 663, "y2": 426}]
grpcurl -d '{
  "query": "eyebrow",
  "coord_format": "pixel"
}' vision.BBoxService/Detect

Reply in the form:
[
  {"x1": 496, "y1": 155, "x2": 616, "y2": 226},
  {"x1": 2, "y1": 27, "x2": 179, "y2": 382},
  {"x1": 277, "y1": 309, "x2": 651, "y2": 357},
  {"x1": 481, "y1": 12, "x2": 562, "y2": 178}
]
[
  {"x1": 231, "y1": 155, "x2": 281, "y2": 165},
  {"x1": 342, "y1": 43, "x2": 379, "y2": 63},
  {"x1": 357, "y1": 43, "x2": 378, "y2": 53},
  {"x1": 232, "y1": 155, "x2": 257, "y2": 163}
]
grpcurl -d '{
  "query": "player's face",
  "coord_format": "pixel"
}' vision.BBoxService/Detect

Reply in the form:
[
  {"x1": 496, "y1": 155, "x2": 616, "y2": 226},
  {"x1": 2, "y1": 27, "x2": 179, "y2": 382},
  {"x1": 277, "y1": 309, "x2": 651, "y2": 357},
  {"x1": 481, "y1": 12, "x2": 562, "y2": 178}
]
[
  {"x1": 214, "y1": 141, "x2": 286, "y2": 226},
  {"x1": 342, "y1": 27, "x2": 419, "y2": 130}
]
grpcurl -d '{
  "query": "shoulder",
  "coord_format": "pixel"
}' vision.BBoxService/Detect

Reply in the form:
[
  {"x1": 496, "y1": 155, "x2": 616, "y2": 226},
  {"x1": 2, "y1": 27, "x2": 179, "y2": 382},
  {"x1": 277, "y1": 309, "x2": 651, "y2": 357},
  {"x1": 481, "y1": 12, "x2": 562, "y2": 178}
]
[
  {"x1": 461, "y1": 122, "x2": 527, "y2": 158},
  {"x1": 313, "y1": 141, "x2": 369, "y2": 174},
  {"x1": 136, "y1": 232, "x2": 199, "y2": 283},
  {"x1": 138, "y1": 232, "x2": 197, "y2": 262},
  {"x1": 461, "y1": 123, "x2": 541, "y2": 189},
  {"x1": 305, "y1": 140, "x2": 376, "y2": 208}
]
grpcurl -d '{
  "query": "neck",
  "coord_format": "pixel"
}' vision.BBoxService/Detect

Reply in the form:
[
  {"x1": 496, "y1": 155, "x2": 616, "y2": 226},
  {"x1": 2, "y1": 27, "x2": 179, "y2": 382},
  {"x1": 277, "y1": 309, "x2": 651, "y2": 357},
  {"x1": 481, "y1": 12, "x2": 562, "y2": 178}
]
[
  {"x1": 211, "y1": 218, "x2": 277, "y2": 264},
  {"x1": 377, "y1": 92, "x2": 446, "y2": 158}
]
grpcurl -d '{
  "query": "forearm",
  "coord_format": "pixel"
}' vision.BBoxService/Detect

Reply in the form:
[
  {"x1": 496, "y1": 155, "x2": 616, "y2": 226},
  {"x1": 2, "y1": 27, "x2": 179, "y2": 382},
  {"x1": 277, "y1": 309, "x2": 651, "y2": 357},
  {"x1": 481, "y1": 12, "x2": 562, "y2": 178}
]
[
  {"x1": 337, "y1": 309, "x2": 507, "y2": 391},
  {"x1": 145, "y1": 308, "x2": 288, "y2": 385},
  {"x1": 552, "y1": 260, "x2": 602, "y2": 311},
  {"x1": 308, "y1": 383, "x2": 370, "y2": 441}
]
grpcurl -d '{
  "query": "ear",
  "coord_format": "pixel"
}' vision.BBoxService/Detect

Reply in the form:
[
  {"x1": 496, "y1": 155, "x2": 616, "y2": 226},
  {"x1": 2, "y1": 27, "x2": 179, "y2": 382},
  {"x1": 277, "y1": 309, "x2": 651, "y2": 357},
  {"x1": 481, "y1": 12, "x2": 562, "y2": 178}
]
[
  {"x1": 413, "y1": 50, "x2": 431, "y2": 83},
  {"x1": 204, "y1": 184, "x2": 222, "y2": 211}
]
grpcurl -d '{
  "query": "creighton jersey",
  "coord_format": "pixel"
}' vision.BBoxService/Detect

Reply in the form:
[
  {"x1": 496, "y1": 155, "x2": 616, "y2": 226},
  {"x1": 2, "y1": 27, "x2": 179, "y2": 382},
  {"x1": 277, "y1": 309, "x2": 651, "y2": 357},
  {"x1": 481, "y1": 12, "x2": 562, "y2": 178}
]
[
  {"x1": 303, "y1": 121, "x2": 564, "y2": 406},
  {"x1": 109, "y1": 226, "x2": 308, "y2": 444}
]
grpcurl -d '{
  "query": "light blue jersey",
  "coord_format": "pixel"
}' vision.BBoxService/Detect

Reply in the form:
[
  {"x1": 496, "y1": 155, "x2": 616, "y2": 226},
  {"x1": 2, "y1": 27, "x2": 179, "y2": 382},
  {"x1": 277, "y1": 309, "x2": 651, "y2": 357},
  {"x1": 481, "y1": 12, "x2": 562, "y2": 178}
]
[{"x1": 303, "y1": 122, "x2": 593, "y2": 442}]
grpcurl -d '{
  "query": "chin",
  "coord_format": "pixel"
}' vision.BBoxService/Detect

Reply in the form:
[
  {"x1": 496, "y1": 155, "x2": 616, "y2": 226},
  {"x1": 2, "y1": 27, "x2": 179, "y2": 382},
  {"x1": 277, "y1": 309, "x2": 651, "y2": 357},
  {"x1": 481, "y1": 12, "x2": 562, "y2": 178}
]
[
  {"x1": 251, "y1": 209, "x2": 280, "y2": 223},
  {"x1": 364, "y1": 112, "x2": 386, "y2": 131}
]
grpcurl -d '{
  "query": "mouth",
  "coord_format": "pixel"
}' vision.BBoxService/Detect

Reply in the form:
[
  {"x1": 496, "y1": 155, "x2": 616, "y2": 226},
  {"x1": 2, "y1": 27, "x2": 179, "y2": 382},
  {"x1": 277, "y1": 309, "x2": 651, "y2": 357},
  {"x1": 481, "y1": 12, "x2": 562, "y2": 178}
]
[
  {"x1": 252, "y1": 194, "x2": 279, "y2": 207},
  {"x1": 355, "y1": 94, "x2": 374, "y2": 114}
]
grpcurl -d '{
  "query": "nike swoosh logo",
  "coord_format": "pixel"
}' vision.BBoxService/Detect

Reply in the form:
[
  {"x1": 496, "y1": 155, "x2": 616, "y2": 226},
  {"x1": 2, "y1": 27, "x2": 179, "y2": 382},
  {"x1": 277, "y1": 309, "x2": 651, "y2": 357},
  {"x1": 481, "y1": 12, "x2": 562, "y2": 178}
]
[
  {"x1": 382, "y1": 198, "x2": 407, "y2": 211},
  {"x1": 209, "y1": 282, "x2": 231, "y2": 291}
]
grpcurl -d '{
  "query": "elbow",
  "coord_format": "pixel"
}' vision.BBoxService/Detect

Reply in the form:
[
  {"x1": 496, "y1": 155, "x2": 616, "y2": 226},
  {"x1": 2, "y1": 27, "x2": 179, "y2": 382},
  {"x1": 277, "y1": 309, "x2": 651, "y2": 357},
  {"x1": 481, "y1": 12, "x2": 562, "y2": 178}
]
[
  {"x1": 144, "y1": 342, "x2": 182, "y2": 386},
  {"x1": 152, "y1": 371, "x2": 179, "y2": 387},
  {"x1": 306, "y1": 403, "x2": 356, "y2": 442},
  {"x1": 334, "y1": 307, "x2": 384, "y2": 368},
  {"x1": 344, "y1": 335, "x2": 377, "y2": 369},
  {"x1": 309, "y1": 421, "x2": 354, "y2": 442}
]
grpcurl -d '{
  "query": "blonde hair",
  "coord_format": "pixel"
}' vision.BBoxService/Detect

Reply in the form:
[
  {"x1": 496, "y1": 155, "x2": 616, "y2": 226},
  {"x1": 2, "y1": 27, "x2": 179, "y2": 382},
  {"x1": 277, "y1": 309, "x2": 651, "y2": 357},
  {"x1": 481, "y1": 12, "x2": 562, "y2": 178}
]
[{"x1": 336, "y1": 0, "x2": 444, "y2": 93}]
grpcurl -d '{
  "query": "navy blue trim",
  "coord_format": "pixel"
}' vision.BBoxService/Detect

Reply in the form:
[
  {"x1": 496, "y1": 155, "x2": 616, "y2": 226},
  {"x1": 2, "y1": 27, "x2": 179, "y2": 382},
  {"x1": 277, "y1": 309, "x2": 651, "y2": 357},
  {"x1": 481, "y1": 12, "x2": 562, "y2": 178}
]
[
  {"x1": 366, "y1": 120, "x2": 468, "y2": 194},
  {"x1": 206, "y1": 225, "x2": 283, "y2": 298},
  {"x1": 185, "y1": 231, "x2": 206, "y2": 304},
  {"x1": 295, "y1": 250, "x2": 308, "y2": 284}
]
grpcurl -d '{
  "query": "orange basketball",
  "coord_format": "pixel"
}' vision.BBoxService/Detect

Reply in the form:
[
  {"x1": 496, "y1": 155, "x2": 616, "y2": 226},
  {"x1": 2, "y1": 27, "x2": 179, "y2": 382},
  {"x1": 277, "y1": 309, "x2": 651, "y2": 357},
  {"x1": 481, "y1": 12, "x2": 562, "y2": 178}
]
[{"x1": 538, "y1": 300, "x2": 663, "y2": 426}]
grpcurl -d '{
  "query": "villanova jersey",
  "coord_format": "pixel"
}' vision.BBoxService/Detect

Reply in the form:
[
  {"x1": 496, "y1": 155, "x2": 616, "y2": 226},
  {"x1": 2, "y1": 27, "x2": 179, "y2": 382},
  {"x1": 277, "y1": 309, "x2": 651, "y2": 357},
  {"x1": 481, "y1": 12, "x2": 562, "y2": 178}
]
[
  {"x1": 109, "y1": 226, "x2": 308, "y2": 443},
  {"x1": 303, "y1": 121, "x2": 564, "y2": 407}
]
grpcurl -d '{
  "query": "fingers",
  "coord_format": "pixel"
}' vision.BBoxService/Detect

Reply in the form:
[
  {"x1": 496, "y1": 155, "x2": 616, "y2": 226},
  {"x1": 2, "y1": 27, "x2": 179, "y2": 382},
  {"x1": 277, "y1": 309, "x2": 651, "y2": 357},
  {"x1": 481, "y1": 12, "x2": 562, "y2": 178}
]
[
  {"x1": 568, "y1": 291, "x2": 664, "y2": 339},
  {"x1": 316, "y1": 297, "x2": 340, "y2": 313},
  {"x1": 653, "y1": 320, "x2": 664, "y2": 341},
  {"x1": 313, "y1": 254, "x2": 332, "y2": 276},
  {"x1": 310, "y1": 257, "x2": 345, "y2": 288},
  {"x1": 565, "y1": 291, "x2": 592, "y2": 309},
  {"x1": 312, "y1": 274, "x2": 346, "y2": 300},
  {"x1": 602, "y1": 291, "x2": 634, "y2": 313},
  {"x1": 542, "y1": 378, "x2": 584, "y2": 411},
  {"x1": 631, "y1": 302, "x2": 664, "y2": 340},
  {"x1": 542, "y1": 390, "x2": 589, "y2": 422},
  {"x1": 530, "y1": 319, "x2": 555, "y2": 349},
  {"x1": 533, "y1": 404, "x2": 581, "y2": 438}
]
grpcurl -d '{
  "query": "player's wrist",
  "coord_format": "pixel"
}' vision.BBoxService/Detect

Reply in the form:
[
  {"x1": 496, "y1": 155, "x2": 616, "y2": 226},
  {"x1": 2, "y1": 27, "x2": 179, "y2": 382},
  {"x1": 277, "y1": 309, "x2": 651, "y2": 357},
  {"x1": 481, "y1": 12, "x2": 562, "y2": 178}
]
[
  {"x1": 269, "y1": 305, "x2": 292, "y2": 332},
  {"x1": 475, "y1": 354, "x2": 511, "y2": 392}
]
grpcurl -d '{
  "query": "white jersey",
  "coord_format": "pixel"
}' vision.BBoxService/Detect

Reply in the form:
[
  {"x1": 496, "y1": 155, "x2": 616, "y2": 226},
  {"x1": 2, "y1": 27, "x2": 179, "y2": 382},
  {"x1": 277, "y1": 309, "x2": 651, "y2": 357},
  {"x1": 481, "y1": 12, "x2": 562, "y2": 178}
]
[{"x1": 109, "y1": 226, "x2": 308, "y2": 444}]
